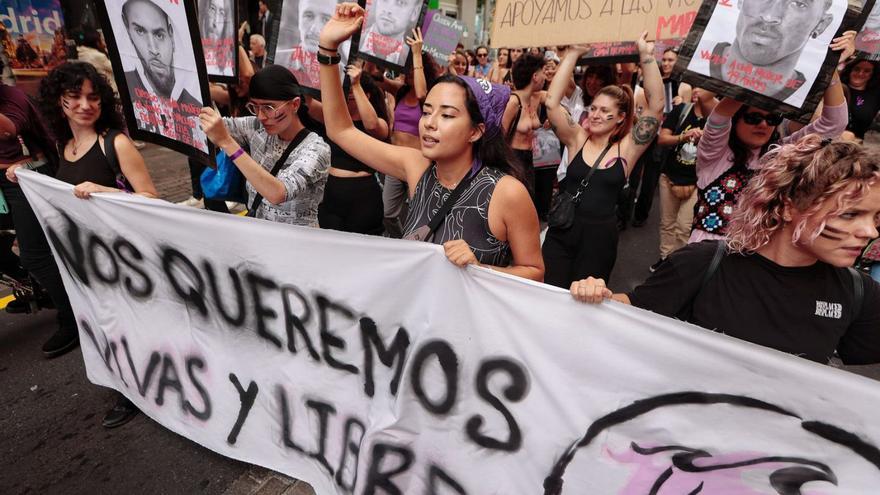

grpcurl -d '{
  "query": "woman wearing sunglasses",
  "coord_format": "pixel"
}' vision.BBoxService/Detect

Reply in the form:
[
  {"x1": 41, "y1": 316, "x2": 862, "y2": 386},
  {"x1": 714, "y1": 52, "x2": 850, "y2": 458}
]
[
  {"x1": 689, "y1": 32, "x2": 855, "y2": 243},
  {"x1": 199, "y1": 65, "x2": 330, "y2": 226}
]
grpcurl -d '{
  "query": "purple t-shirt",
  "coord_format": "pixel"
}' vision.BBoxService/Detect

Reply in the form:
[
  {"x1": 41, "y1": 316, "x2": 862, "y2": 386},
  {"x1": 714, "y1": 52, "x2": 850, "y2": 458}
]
[{"x1": 0, "y1": 85, "x2": 43, "y2": 163}]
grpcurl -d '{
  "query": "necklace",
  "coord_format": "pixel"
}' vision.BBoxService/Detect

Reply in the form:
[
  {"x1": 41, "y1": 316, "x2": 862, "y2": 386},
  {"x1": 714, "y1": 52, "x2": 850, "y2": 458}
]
[{"x1": 70, "y1": 133, "x2": 95, "y2": 156}]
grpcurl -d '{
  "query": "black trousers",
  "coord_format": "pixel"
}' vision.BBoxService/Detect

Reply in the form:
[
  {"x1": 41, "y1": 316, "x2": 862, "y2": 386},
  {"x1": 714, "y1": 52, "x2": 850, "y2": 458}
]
[
  {"x1": 0, "y1": 175, "x2": 75, "y2": 330},
  {"x1": 534, "y1": 167, "x2": 556, "y2": 221},
  {"x1": 188, "y1": 158, "x2": 230, "y2": 213},
  {"x1": 542, "y1": 214, "x2": 619, "y2": 288},
  {"x1": 319, "y1": 175, "x2": 384, "y2": 235},
  {"x1": 633, "y1": 141, "x2": 664, "y2": 223}
]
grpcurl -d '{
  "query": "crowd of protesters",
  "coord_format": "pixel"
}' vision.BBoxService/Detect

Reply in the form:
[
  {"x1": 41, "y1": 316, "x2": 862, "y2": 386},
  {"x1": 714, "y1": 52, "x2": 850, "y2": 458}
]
[{"x1": 1, "y1": 2, "x2": 880, "y2": 434}]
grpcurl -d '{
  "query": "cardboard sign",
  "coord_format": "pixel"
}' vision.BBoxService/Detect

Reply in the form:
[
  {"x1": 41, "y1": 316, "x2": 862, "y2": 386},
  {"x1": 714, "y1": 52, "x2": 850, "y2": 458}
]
[
  {"x1": 490, "y1": 0, "x2": 698, "y2": 47},
  {"x1": 19, "y1": 169, "x2": 880, "y2": 495},
  {"x1": 94, "y1": 0, "x2": 213, "y2": 163},
  {"x1": 421, "y1": 10, "x2": 464, "y2": 63}
]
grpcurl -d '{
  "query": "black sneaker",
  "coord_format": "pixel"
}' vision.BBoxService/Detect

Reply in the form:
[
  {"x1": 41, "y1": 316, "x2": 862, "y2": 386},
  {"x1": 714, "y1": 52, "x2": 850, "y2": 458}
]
[
  {"x1": 102, "y1": 395, "x2": 140, "y2": 429},
  {"x1": 41, "y1": 326, "x2": 79, "y2": 358},
  {"x1": 649, "y1": 258, "x2": 666, "y2": 273}
]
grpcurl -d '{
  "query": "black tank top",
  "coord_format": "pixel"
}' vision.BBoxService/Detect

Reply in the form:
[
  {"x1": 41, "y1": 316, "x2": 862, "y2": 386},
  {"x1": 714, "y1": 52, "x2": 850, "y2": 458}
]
[
  {"x1": 403, "y1": 165, "x2": 512, "y2": 267},
  {"x1": 328, "y1": 121, "x2": 374, "y2": 173},
  {"x1": 55, "y1": 139, "x2": 117, "y2": 188},
  {"x1": 563, "y1": 142, "x2": 626, "y2": 218}
]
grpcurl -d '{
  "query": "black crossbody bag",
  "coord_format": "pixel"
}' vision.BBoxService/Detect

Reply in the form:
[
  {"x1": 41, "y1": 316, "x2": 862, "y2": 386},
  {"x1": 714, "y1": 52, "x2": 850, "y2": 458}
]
[
  {"x1": 548, "y1": 142, "x2": 613, "y2": 230},
  {"x1": 246, "y1": 128, "x2": 312, "y2": 218}
]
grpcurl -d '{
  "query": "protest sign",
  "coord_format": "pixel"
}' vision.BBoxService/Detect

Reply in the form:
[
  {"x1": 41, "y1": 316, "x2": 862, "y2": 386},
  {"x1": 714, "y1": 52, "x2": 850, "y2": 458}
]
[
  {"x1": 0, "y1": 0, "x2": 66, "y2": 76},
  {"x1": 357, "y1": 0, "x2": 428, "y2": 71},
  {"x1": 533, "y1": 127, "x2": 562, "y2": 167},
  {"x1": 198, "y1": 0, "x2": 238, "y2": 82},
  {"x1": 274, "y1": 0, "x2": 352, "y2": 96},
  {"x1": 676, "y1": 0, "x2": 861, "y2": 123},
  {"x1": 856, "y1": 0, "x2": 880, "y2": 59},
  {"x1": 94, "y1": 0, "x2": 213, "y2": 163},
  {"x1": 421, "y1": 10, "x2": 464, "y2": 63},
  {"x1": 575, "y1": 41, "x2": 640, "y2": 64},
  {"x1": 19, "y1": 170, "x2": 880, "y2": 494},
  {"x1": 490, "y1": 0, "x2": 698, "y2": 48}
]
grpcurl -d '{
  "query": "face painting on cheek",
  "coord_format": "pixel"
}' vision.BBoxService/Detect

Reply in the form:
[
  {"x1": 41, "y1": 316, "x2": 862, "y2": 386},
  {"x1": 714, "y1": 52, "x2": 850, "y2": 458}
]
[{"x1": 818, "y1": 224, "x2": 848, "y2": 241}]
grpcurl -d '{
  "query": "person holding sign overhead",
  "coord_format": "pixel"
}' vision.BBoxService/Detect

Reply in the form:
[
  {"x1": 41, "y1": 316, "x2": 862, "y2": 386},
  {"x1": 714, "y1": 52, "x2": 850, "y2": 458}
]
[
  {"x1": 541, "y1": 36, "x2": 666, "y2": 289},
  {"x1": 689, "y1": 32, "x2": 855, "y2": 243},
  {"x1": 317, "y1": 3, "x2": 544, "y2": 281}
]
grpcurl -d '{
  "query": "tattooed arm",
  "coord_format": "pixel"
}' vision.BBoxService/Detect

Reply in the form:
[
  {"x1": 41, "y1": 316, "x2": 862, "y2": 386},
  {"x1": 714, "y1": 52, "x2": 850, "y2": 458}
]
[
  {"x1": 621, "y1": 32, "x2": 664, "y2": 174},
  {"x1": 546, "y1": 44, "x2": 589, "y2": 151}
]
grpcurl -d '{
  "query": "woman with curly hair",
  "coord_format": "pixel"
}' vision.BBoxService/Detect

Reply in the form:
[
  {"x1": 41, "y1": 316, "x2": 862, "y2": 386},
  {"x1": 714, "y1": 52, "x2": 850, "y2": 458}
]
[
  {"x1": 9, "y1": 62, "x2": 157, "y2": 199},
  {"x1": 7, "y1": 61, "x2": 158, "y2": 428},
  {"x1": 570, "y1": 134, "x2": 880, "y2": 365}
]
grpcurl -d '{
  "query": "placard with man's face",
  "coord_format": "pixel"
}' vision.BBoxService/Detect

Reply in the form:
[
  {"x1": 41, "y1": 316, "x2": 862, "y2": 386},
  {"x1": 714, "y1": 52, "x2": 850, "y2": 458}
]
[
  {"x1": 273, "y1": 0, "x2": 352, "y2": 95},
  {"x1": 677, "y1": 0, "x2": 858, "y2": 122},
  {"x1": 95, "y1": 0, "x2": 212, "y2": 161},
  {"x1": 198, "y1": 0, "x2": 237, "y2": 80},
  {"x1": 856, "y1": 0, "x2": 880, "y2": 58},
  {"x1": 357, "y1": 0, "x2": 428, "y2": 70}
]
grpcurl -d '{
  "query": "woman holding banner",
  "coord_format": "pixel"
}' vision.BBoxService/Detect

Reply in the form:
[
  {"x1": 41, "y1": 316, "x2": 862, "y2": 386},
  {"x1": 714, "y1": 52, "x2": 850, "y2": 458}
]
[
  {"x1": 688, "y1": 32, "x2": 855, "y2": 243},
  {"x1": 318, "y1": 3, "x2": 544, "y2": 281},
  {"x1": 7, "y1": 61, "x2": 160, "y2": 427},
  {"x1": 541, "y1": 36, "x2": 665, "y2": 289},
  {"x1": 571, "y1": 135, "x2": 880, "y2": 366}
]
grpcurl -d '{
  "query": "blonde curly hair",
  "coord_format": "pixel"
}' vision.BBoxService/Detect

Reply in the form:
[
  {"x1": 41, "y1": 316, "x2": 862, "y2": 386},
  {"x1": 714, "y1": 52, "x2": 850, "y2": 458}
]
[{"x1": 727, "y1": 134, "x2": 880, "y2": 253}]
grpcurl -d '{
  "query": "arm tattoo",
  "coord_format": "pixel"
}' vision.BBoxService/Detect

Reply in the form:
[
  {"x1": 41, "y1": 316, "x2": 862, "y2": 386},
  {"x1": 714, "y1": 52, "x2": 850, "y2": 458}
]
[{"x1": 632, "y1": 116, "x2": 660, "y2": 145}]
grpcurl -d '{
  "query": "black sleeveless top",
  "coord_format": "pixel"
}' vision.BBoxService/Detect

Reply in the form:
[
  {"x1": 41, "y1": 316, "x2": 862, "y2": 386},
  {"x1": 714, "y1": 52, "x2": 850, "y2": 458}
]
[
  {"x1": 55, "y1": 139, "x2": 117, "y2": 188},
  {"x1": 403, "y1": 165, "x2": 512, "y2": 267},
  {"x1": 562, "y1": 142, "x2": 627, "y2": 218},
  {"x1": 327, "y1": 121, "x2": 374, "y2": 174}
]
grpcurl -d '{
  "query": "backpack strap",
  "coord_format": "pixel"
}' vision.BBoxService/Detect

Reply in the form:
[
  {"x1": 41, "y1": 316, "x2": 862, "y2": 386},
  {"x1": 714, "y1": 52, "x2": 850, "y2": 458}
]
[
  {"x1": 506, "y1": 93, "x2": 522, "y2": 142},
  {"x1": 848, "y1": 267, "x2": 864, "y2": 320},
  {"x1": 700, "y1": 240, "x2": 727, "y2": 290},
  {"x1": 101, "y1": 129, "x2": 122, "y2": 176}
]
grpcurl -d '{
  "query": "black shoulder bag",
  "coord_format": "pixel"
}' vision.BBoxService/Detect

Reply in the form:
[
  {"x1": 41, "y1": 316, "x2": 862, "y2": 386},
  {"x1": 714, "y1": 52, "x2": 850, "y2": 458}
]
[
  {"x1": 404, "y1": 167, "x2": 479, "y2": 242},
  {"x1": 246, "y1": 128, "x2": 312, "y2": 218},
  {"x1": 547, "y1": 142, "x2": 613, "y2": 230}
]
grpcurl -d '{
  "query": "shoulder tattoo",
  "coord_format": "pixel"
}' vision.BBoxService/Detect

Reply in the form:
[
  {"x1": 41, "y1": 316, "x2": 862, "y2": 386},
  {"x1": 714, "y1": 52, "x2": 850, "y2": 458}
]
[{"x1": 632, "y1": 116, "x2": 660, "y2": 145}]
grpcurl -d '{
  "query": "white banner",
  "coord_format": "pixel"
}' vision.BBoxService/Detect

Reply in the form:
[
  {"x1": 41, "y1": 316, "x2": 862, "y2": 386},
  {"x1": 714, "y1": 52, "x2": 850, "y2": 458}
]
[{"x1": 19, "y1": 170, "x2": 880, "y2": 494}]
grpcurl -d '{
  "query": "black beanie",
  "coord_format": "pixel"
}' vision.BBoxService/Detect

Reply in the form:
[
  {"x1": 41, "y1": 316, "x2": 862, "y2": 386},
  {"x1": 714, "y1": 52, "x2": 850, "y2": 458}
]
[{"x1": 249, "y1": 65, "x2": 300, "y2": 100}]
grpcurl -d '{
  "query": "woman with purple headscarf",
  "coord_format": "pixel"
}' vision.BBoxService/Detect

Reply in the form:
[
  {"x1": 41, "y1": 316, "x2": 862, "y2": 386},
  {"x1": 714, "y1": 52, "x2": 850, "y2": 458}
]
[{"x1": 316, "y1": 3, "x2": 544, "y2": 282}]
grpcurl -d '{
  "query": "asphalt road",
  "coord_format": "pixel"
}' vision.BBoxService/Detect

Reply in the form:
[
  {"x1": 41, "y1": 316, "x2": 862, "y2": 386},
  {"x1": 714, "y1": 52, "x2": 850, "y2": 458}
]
[{"x1": 1, "y1": 144, "x2": 878, "y2": 494}]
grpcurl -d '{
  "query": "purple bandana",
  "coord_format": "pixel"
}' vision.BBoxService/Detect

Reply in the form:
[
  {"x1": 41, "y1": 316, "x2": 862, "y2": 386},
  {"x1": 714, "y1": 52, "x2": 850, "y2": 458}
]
[{"x1": 458, "y1": 76, "x2": 510, "y2": 141}]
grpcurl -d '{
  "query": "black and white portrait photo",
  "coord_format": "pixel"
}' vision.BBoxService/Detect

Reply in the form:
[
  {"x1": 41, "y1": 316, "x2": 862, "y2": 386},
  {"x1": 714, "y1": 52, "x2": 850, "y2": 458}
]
[
  {"x1": 95, "y1": 0, "x2": 211, "y2": 158},
  {"x1": 358, "y1": 0, "x2": 426, "y2": 69},
  {"x1": 685, "y1": 0, "x2": 847, "y2": 107},
  {"x1": 856, "y1": 0, "x2": 880, "y2": 57},
  {"x1": 273, "y1": 0, "x2": 351, "y2": 94},
  {"x1": 199, "y1": 0, "x2": 237, "y2": 79}
]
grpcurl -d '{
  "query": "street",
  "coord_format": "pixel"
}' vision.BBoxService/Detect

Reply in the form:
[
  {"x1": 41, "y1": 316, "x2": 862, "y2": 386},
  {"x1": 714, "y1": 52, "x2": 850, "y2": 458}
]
[{"x1": 1, "y1": 143, "x2": 878, "y2": 495}]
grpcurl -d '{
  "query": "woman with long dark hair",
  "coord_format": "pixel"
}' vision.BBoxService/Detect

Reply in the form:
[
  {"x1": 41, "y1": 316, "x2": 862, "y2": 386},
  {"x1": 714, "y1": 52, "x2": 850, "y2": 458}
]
[
  {"x1": 840, "y1": 56, "x2": 880, "y2": 142},
  {"x1": 689, "y1": 32, "x2": 854, "y2": 243},
  {"x1": 318, "y1": 3, "x2": 543, "y2": 280},
  {"x1": 489, "y1": 48, "x2": 512, "y2": 84},
  {"x1": 8, "y1": 61, "x2": 159, "y2": 428},
  {"x1": 541, "y1": 38, "x2": 665, "y2": 288}
]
